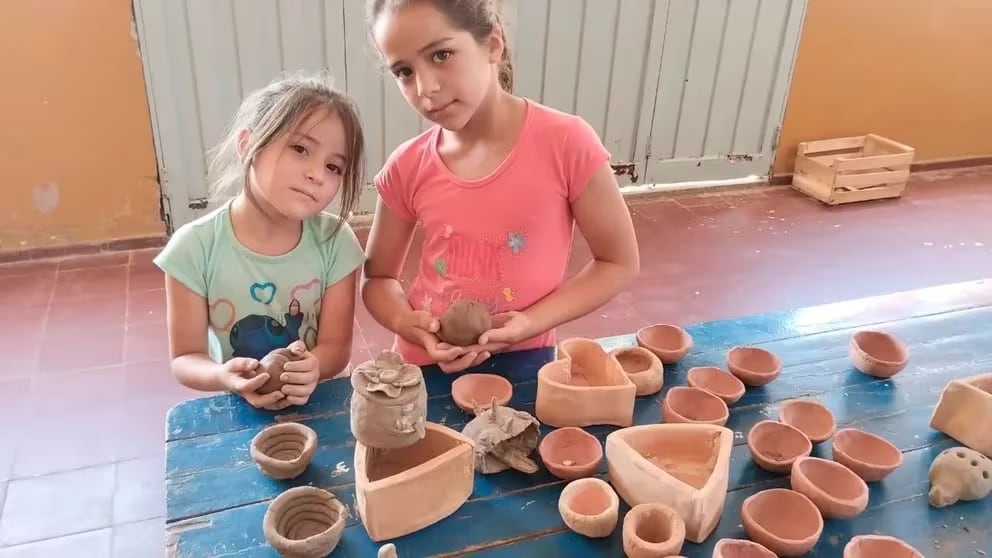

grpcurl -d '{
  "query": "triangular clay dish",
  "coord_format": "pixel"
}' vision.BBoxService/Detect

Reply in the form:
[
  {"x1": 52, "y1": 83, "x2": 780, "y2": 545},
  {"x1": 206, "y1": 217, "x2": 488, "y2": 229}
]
[
  {"x1": 930, "y1": 373, "x2": 992, "y2": 457},
  {"x1": 536, "y1": 338, "x2": 636, "y2": 427},
  {"x1": 606, "y1": 423, "x2": 733, "y2": 543},
  {"x1": 354, "y1": 422, "x2": 475, "y2": 541}
]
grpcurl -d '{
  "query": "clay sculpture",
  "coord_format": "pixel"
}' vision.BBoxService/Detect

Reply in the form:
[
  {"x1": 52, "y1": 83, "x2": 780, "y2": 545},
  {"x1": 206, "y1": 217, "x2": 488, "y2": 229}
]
[
  {"x1": 253, "y1": 347, "x2": 303, "y2": 395},
  {"x1": 610, "y1": 346, "x2": 664, "y2": 396},
  {"x1": 843, "y1": 535, "x2": 924, "y2": 557},
  {"x1": 250, "y1": 422, "x2": 318, "y2": 480},
  {"x1": 849, "y1": 329, "x2": 908, "y2": 377},
  {"x1": 747, "y1": 420, "x2": 812, "y2": 474},
  {"x1": 740, "y1": 488, "x2": 823, "y2": 557},
  {"x1": 450, "y1": 373, "x2": 512, "y2": 413},
  {"x1": 830, "y1": 428, "x2": 902, "y2": 481},
  {"x1": 930, "y1": 373, "x2": 992, "y2": 457},
  {"x1": 790, "y1": 456, "x2": 869, "y2": 518},
  {"x1": 686, "y1": 366, "x2": 745, "y2": 404},
  {"x1": 635, "y1": 324, "x2": 693, "y2": 363},
  {"x1": 727, "y1": 346, "x2": 781, "y2": 386},
  {"x1": 557, "y1": 477, "x2": 619, "y2": 538},
  {"x1": 622, "y1": 502, "x2": 686, "y2": 557},
  {"x1": 354, "y1": 422, "x2": 474, "y2": 541},
  {"x1": 262, "y1": 486, "x2": 346, "y2": 558},
  {"x1": 536, "y1": 338, "x2": 636, "y2": 427},
  {"x1": 928, "y1": 446, "x2": 992, "y2": 507},
  {"x1": 712, "y1": 538, "x2": 777, "y2": 558},
  {"x1": 438, "y1": 298, "x2": 492, "y2": 346},
  {"x1": 537, "y1": 426, "x2": 602, "y2": 480},
  {"x1": 778, "y1": 399, "x2": 836, "y2": 444},
  {"x1": 462, "y1": 398, "x2": 540, "y2": 474},
  {"x1": 350, "y1": 350, "x2": 427, "y2": 449},
  {"x1": 661, "y1": 386, "x2": 729, "y2": 426}
]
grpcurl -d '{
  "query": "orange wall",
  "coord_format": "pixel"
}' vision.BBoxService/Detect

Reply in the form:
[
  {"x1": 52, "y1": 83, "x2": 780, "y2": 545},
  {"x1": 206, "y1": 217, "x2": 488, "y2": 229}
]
[
  {"x1": 0, "y1": 0, "x2": 164, "y2": 253},
  {"x1": 775, "y1": 0, "x2": 992, "y2": 174}
]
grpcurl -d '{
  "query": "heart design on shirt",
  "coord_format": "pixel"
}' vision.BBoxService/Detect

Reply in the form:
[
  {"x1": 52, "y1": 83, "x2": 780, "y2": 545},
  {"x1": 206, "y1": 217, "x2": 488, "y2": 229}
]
[
  {"x1": 209, "y1": 298, "x2": 236, "y2": 331},
  {"x1": 250, "y1": 282, "x2": 277, "y2": 304},
  {"x1": 289, "y1": 278, "x2": 321, "y2": 305}
]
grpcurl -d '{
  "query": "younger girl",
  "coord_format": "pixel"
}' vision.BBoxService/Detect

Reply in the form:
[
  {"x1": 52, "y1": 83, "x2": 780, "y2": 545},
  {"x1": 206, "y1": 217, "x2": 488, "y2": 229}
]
[
  {"x1": 155, "y1": 72, "x2": 367, "y2": 410},
  {"x1": 362, "y1": 0, "x2": 640, "y2": 373}
]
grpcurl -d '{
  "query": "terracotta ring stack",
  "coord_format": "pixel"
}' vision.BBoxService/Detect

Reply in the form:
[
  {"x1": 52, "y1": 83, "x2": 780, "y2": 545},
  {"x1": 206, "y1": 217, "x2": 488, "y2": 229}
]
[{"x1": 250, "y1": 422, "x2": 318, "y2": 480}]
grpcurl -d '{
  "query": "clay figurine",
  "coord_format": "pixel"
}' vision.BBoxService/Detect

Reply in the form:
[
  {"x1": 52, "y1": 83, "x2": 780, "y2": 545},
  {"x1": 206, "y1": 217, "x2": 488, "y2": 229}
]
[
  {"x1": 262, "y1": 486, "x2": 346, "y2": 558},
  {"x1": 350, "y1": 350, "x2": 427, "y2": 449},
  {"x1": 610, "y1": 346, "x2": 664, "y2": 396},
  {"x1": 462, "y1": 397, "x2": 540, "y2": 474},
  {"x1": 928, "y1": 446, "x2": 992, "y2": 507},
  {"x1": 558, "y1": 477, "x2": 620, "y2": 538},
  {"x1": 252, "y1": 347, "x2": 303, "y2": 395},
  {"x1": 438, "y1": 298, "x2": 492, "y2": 346},
  {"x1": 930, "y1": 373, "x2": 992, "y2": 457},
  {"x1": 450, "y1": 373, "x2": 512, "y2": 413},
  {"x1": 740, "y1": 488, "x2": 823, "y2": 556},
  {"x1": 536, "y1": 338, "x2": 636, "y2": 427},
  {"x1": 250, "y1": 422, "x2": 318, "y2": 480}
]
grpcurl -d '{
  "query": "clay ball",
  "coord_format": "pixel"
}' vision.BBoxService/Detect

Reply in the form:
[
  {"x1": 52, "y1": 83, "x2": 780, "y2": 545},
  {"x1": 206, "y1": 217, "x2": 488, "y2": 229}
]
[
  {"x1": 438, "y1": 299, "x2": 492, "y2": 347},
  {"x1": 255, "y1": 347, "x2": 301, "y2": 394}
]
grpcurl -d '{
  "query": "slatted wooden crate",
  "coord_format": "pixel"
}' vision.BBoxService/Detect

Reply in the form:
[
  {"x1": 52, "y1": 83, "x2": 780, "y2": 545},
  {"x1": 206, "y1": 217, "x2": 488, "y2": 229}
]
[{"x1": 791, "y1": 134, "x2": 915, "y2": 205}]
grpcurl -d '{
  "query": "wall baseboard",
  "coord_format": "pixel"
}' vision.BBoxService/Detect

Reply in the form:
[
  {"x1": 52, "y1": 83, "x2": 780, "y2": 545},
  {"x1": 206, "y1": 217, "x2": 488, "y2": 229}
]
[{"x1": 0, "y1": 235, "x2": 166, "y2": 265}]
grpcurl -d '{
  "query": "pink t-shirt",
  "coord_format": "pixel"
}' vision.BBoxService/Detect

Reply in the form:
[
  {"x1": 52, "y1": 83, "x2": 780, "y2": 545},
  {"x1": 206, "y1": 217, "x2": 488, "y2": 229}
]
[{"x1": 374, "y1": 98, "x2": 611, "y2": 366}]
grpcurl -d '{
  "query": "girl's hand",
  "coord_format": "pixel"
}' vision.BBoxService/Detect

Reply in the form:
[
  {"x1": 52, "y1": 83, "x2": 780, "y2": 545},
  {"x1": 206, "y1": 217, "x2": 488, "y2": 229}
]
[
  {"x1": 478, "y1": 311, "x2": 534, "y2": 347},
  {"x1": 424, "y1": 335, "x2": 491, "y2": 373},
  {"x1": 219, "y1": 357, "x2": 288, "y2": 410},
  {"x1": 280, "y1": 340, "x2": 321, "y2": 406}
]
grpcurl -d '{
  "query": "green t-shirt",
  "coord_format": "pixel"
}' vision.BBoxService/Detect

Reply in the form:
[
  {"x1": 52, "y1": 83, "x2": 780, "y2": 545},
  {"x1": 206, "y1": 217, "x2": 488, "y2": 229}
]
[{"x1": 153, "y1": 203, "x2": 365, "y2": 363}]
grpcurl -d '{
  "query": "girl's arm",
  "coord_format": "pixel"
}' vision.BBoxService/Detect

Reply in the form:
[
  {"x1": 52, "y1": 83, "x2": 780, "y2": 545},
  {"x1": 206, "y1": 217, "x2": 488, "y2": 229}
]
[{"x1": 307, "y1": 270, "x2": 358, "y2": 379}]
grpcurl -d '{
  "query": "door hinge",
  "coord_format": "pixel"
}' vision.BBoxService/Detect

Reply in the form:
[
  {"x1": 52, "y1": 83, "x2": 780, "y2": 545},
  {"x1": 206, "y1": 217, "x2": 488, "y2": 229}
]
[{"x1": 188, "y1": 197, "x2": 208, "y2": 210}]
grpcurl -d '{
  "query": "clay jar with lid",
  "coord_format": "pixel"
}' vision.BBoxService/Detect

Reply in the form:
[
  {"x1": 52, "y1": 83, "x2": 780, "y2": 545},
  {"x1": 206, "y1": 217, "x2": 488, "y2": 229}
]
[
  {"x1": 727, "y1": 346, "x2": 781, "y2": 386},
  {"x1": 538, "y1": 426, "x2": 602, "y2": 480},
  {"x1": 740, "y1": 488, "x2": 823, "y2": 557},
  {"x1": 778, "y1": 399, "x2": 836, "y2": 443},
  {"x1": 661, "y1": 386, "x2": 729, "y2": 426},
  {"x1": 790, "y1": 456, "x2": 869, "y2": 518},
  {"x1": 843, "y1": 535, "x2": 924, "y2": 558},
  {"x1": 350, "y1": 350, "x2": 428, "y2": 449},
  {"x1": 610, "y1": 346, "x2": 664, "y2": 396},
  {"x1": 849, "y1": 330, "x2": 908, "y2": 378},
  {"x1": 557, "y1": 477, "x2": 619, "y2": 538},
  {"x1": 747, "y1": 420, "x2": 812, "y2": 473},
  {"x1": 450, "y1": 373, "x2": 512, "y2": 413},
  {"x1": 622, "y1": 502, "x2": 686, "y2": 558},
  {"x1": 636, "y1": 324, "x2": 693, "y2": 363},
  {"x1": 712, "y1": 538, "x2": 777, "y2": 558},
  {"x1": 686, "y1": 366, "x2": 745, "y2": 404},
  {"x1": 831, "y1": 428, "x2": 902, "y2": 481}
]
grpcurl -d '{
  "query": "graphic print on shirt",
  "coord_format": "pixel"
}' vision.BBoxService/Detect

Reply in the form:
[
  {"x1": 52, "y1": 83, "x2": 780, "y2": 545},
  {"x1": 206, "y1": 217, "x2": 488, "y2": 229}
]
[{"x1": 220, "y1": 277, "x2": 322, "y2": 360}]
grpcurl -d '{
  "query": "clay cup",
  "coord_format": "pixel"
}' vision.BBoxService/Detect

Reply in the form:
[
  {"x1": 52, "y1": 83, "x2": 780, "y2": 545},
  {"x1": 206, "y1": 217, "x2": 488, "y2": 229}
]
[
  {"x1": 622, "y1": 503, "x2": 686, "y2": 558},
  {"x1": 250, "y1": 422, "x2": 318, "y2": 480},
  {"x1": 557, "y1": 477, "x2": 619, "y2": 538},
  {"x1": 263, "y1": 486, "x2": 346, "y2": 558}
]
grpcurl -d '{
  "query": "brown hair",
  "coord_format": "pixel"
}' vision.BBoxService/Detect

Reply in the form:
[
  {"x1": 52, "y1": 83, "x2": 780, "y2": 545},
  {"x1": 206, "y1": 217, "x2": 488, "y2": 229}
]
[{"x1": 366, "y1": 0, "x2": 514, "y2": 93}]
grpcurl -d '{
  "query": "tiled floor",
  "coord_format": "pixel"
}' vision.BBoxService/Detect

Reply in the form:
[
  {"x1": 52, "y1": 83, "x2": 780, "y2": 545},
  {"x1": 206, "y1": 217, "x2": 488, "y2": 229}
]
[{"x1": 0, "y1": 165, "x2": 990, "y2": 555}]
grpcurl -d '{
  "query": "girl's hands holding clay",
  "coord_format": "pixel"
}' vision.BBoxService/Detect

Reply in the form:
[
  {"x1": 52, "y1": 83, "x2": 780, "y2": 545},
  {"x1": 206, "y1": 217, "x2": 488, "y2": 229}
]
[
  {"x1": 395, "y1": 309, "x2": 476, "y2": 370},
  {"x1": 279, "y1": 340, "x2": 321, "y2": 406},
  {"x1": 477, "y1": 311, "x2": 534, "y2": 348},
  {"x1": 218, "y1": 357, "x2": 288, "y2": 410}
]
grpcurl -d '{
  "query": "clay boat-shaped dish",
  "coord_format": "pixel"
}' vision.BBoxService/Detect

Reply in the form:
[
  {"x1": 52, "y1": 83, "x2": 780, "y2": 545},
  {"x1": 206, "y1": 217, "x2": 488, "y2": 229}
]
[
  {"x1": 622, "y1": 502, "x2": 686, "y2": 558},
  {"x1": 843, "y1": 534, "x2": 924, "y2": 557},
  {"x1": 538, "y1": 426, "x2": 602, "y2": 480},
  {"x1": 610, "y1": 346, "x2": 664, "y2": 396},
  {"x1": 686, "y1": 366, "x2": 745, "y2": 404},
  {"x1": 354, "y1": 422, "x2": 475, "y2": 541},
  {"x1": 930, "y1": 373, "x2": 992, "y2": 457},
  {"x1": 636, "y1": 324, "x2": 693, "y2": 363},
  {"x1": 727, "y1": 346, "x2": 781, "y2": 386},
  {"x1": 740, "y1": 488, "x2": 823, "y2": 557},
  {"x1": 263, "y1": 486, "x2": 346, "y2": 558},
  {"x1": 557, "y1": 477, "x2": 619, "y2": 538},
  {"x1": 747, "y1": 420, "x2": 812, "y2": 474},
  {"x1": 250, "y1": 422, "x2": 318, "y2": 480},
  {"x1": 831, "y1": 428, "x2": 902, "y2": 482},
  {"x1": 712, "y1": 538, "x2": 777, "y2": 557},
  {"x1": 849, "y1": 330, "x2": 908, "y2": 378},
  {"x1": 536, "y1": 338, "x2": 636, "y2": 427},
  {"x1": 661, "y1": 386, "x2": 729, "y2": 426},
  {"x1": 790, "y1": 456, "x2": 869, "y2": 518},
  {"x1": 605, "y1": 423, "x2": 733, "y2": 543},
  {"x1": 778, "y1": 399, "x2": 836, "y2": 443},
  {"x1": 450, "y1": 373, "x2": 512, "y2": 413}
]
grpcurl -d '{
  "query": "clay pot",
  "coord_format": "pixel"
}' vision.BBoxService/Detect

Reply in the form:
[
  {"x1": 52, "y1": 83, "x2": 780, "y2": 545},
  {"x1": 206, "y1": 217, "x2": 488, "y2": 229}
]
[
  {"x1": 253, "y1": 347, "x2": 302, "y2": 395},
  {"x1": 712, "y1": 538, "x2": 777, "y2": 557},
  {"x1": 928, "y1": 446, "x2": 992, "y2": 507},
  {"x1": 740, "y1": 488, "x2": 823, "y2": 557},
  {"x1": 636, "y1": 324, "x2": 693, "y2": 363},
  {"x1": 621, "y1": 503, "x2": 686, "y2": 558},
  {"x1": 686, "y1": 366, "x2": 745, "y2": 404},
  {"x1": 557, "y1": 477, "x2": 619, "y2": 538},
  {"x1": 611, "y1": 346, "x2": 664, "y2": 396},
  {"x1": 843, "y1": 535, "x2": 924, "y2": 558},
  {"x1": 790, "y1": 457, "x2": 869, "y2": 518},
  {"x1": 262, "y1": 486, "x2": 346, "y2": 558},
  {"x1": 727, "y1": 346, "x2": 781, "y2": 386},
  {"x1": 746, "y1": 420, "x2": 812, "y2": 473},
  {"x1": 661, "y1": 386, "x2": 729, "y2": 426},
  {"x1": 849, "y1": 330, "x2": 908, "y2": 378},
  {"x1": 450, "y1": 373, "x2": 512, "y2": 413},
  {"x1": 538, "y1": 427, "x2": 603, "y2": 480},
  {"x1": 438, "y1": 298, "x2": 492, "y2": 346},
  {"x1": 536, "y1": 338, "x2": 636, "y2": 427},
  {"x1": 350, "y1": 350, "x2": 428, "y2": 449},
  {"x1": 250, "y1": 422, "x2": 318, "y2": 480},
  {"x1": 778, "y1": 399, "x2": 836, "y2": 443},
  {"x1": 831, "y1": 428, "x2": 902, "y2": 482}
]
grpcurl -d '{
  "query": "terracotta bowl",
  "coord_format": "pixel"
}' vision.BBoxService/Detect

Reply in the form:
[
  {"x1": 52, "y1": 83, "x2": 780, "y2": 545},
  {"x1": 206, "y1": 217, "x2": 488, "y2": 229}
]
[
  {"x1": 746, "y1": 420, "x2": 812, "y2": 474},
  {"x1": 558, "y1": 477, "x2": 619, "y2": 538},
  {"x1": 712, "y1": 538, "x2": 777, "y2": 558},
  {"x1": 263, "y1": 486, "x2": 346, "y2": 558},
  {"x1": 727, "y1": 346, "x2": 782, "y2": 386},
  {"x1": 622, "y1": 503, "x2": 686, "y2": 558},
  {"x1": 849, "y1": 330, "x2": 909, "y2": 378},
  {"x1": 843, "y1": 535, "x2": 924, "y2": 558},
  {"x1": 661, "y1": 386, "x2": 729, "y2": 426},
  {"x1": 686, "y1": 366, "x2": 746, "y2": 404},
  {"x1": 740, "y1": 488, "x2": 823, "y2": 557},
  {"x1": 611, "y1": 346, "x2": 664, "y2": 396},
  {"x1": 790, "y1": 456, "x2": 869, "y2": 519},
  {"x1": 636, "y1": 324, "x2": 693, "y2": 364},
  {"x1": 450, "y1": 373, "x2": 513, "y2": 413},
  {"x1": 778, "y1": 399, "x2": 836, "y2": 443},
  {"x1": 250, "y1": 422, "x2": 318, "y2": 480},
  {"x1": 831, "y1": 428, "x2": 902, "y2": 481},
  {"x1": 538, "y1": 427, "x2": 603, "y2": 480}
]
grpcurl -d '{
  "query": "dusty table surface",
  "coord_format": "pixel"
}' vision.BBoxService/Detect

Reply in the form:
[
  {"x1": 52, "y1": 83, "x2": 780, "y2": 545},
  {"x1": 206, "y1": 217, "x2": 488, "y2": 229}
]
[{"x1": 165, "y1": 279, "x2": 992, "y2": 557}]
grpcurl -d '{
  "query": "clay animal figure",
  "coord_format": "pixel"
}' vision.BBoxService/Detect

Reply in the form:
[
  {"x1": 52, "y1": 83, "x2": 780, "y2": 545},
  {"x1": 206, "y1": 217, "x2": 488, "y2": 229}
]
[
  {"x1": 929, "y1": 446, "x2": 992, "y2": 507},
  {"x1": 438, "y1": 299, "x2": 492, "y2": 346},
  {"x1": 350, "y1": 351, "x2": 428, "y2": 449},
  {"x1": 462, "y1": 397, "x2": 540, "y2": 474},
  {"x1": 252, "y1": 347, "x2": 302, "y2": 395}
]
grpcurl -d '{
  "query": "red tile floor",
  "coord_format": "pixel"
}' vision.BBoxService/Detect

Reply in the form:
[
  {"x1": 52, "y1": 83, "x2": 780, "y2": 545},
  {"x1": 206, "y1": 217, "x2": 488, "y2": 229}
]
[{"x1": 0, "y1": 165, "x2": 990, "y2": 555}]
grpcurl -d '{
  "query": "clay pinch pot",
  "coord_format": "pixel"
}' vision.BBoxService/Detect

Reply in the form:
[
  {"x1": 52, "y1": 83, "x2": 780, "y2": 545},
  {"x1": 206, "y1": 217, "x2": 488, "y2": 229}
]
[
  {"x1": 253, "y1": 347, "x2": 303, "y2": 395},
  {"x1": 262, "y1": 486, "x2": 346, "y2": 558},
  {"x1": 661, "y1": 386, "x2": 729, "y2": 426},
  {"x1": 778, "y1": 399, "x2": 836, "y2": 443},
  {"x1": 437, "y1": 298, "x2": 492, "y2": 347},
  {"x1": 610, "y1": 346, "x2": 664, "y2": 396},
  {"x1": 746, "y1": 420, "x2": 812, "y2": 474},
  {"x1": 557, "y1": 477, "x2": 619, "y2": 538},
  {"x1": 712, "y1": 538, "x2": 777, "y2": 557},
  {"x1": 250, "y1": 422, "x2": 318, "y2": 480},
  {"x1": 536, "y1": 338, "x2": 636, "y2": 427},
  {"x1": 450, "y1": 373, "x2": 512, "y2": 413},
  {"x1": 537, "y1": 426, "x2": 603, "y2": 480},
  {"x1": 622, "y1": 502, "x2": 686, "y2": 558},
  {"x1": 726, "y1": 346, "x2": 781, "y2": 386},
  {"x1": 636, "y1": 324, "x2": 693, "y2": 363},
  {"x1": 462, "y1": 398, "x2": 541, "y2": 474},
  {"x1": 849, "y1": 329, "x2": 909, "y2": 378},
  {"x1": 740, "y1": 488, "x2": 823, "y2": 557},
  {"x1": 928, "y1": 446, "x2": 992, "y2": 508},
  {"x1": 831, "y1": 428, "x2": 902, "y2": 482},
  {"x1": 686, "y1": 366, "x2": 745, "y2": 404},
  {"x1": 843, "y1": 535, "x2": 924, "y2": 558},
  {"x1": 790, "y1": 456, "x2": 869, "y2": 519}
]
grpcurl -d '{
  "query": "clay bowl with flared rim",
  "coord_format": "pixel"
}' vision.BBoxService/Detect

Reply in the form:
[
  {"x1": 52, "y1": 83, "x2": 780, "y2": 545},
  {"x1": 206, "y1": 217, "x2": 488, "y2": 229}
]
[
  {"x1": 746, "y1": 420, "x2": 812, "y2": 474},
  {"x1": 636, "y1": 324, "x2": 693, "y2": 364},
  {"x1": 262, "y1": 486, "x2": 346, "y2": 558},
  {"x1": 778, "y1": 399, "x2": 836, "y2": 444},
  {"x1": 789, "y1": 456, "x2": 869, "y2": 519},
  {"x1": 250, "y1": 422, "x2": 318, "y2": 480},
  {"x1": 611, "y1": 346, "x2": 664, "y2": 396},
  {"x1": 686, "y1": 366, "x2": 745, "y2": 404},
  {"x1": 712, "y1": 538, "x2": 777, "y2": 558},
  {"x1": 661, "y1": 386, "x2": 729, "y2": 426},
  {"x1": 557, "y1": 477, "x2": 619, "y2": 538},
  {"x1": 621, "y1": 502, "x2": 686, "y2": 558},
  {"x1": 450, "y1": 373, "x2": 513, "y2": 413},
  {"x1": 538, "y1": 427, "x2": 603, "y2": 481},
  {"x1": 843, "y1": 534, "x2": 924, "y2": 558},
  {"x1": 831, "y1": 428, "x2": 903, "y2": 481},
  {"x1": 727, "y1": 346, "x2": 781, "y2": 386},
  {"x1": 849, "y1": 330, "x2": 909, "y2": 378},
  {"x1": 740, "y1": 488, "x2": 823, "y2": 557}
]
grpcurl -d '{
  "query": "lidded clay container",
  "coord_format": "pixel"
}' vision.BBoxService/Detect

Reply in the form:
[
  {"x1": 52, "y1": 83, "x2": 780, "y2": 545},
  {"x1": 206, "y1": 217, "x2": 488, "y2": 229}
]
[{"x1": 350, "y1": 350, "x2": 428, "y2": 449}]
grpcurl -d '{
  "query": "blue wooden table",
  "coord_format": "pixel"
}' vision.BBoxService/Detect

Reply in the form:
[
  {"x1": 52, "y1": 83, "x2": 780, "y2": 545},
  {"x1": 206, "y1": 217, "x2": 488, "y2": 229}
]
[{"x1": 165, "y1": 280, "x2": 992, "y2": 557}]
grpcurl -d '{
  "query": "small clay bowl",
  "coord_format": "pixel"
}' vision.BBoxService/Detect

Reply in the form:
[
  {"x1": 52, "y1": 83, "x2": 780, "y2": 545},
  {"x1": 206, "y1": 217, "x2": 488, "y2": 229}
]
[
  {"x1": 778, "y1": 399, "x2": 836, "y2": 443},
  {"x1": 661, "y1": 386, "x2": 729, "y2": 426},
  {"x1": 843, "y1": 535, "x2": 924, "y2": 558},
  {"x1": 622, "y1": 503, "x2": 686, "y2": 558},
  {"x1": 263, "y1": 486, "x2": 346, "y2": 558},
  {"x1": 790, "y1": 456, "x2": 869, "y2": 519},
  {"x1": 686, "y1": 366, "x2": 745, "y2": 404},
  {"x1": 611, "y1": 346, "x2": 664, "y2": 396},
  {"x1": 740, "y1": 488, "x2": 823, "y2": 557},
  {"x1": 450, "y1": 373, "x2": 512, "y2": 413},
  {"x1": 849, "y1": 330, "x2": 909, "y2": 378},
  {"x1": 636, "y1": 324, "x2": 693, "y2": 363},
  {"x1": 831, "y1": 428, "x2": 902, "y2": 481},
  {"x1": 538, "y1": 427, "x2": 603, "y2": 480},
  {"x1": 250, "y1": 422, "x2": 318, "y2": 480},
  {"x1": 727, "y1": 346, "x2": 782, "y2": 386},
  {"x1": 746, "y1": 420, "x2": 812, "y2": 474},
  {"x1": 712, "y1": 538, "x2": 777, "y2": 558},
  {"x1": 558, "y1": 477, "x2": 619, "y2": 538}
]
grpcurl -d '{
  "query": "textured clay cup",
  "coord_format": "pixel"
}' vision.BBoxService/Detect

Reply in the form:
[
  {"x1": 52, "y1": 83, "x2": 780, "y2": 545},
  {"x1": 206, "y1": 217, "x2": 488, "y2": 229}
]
[
  {"x1": 250, "y1": 422, "x2": 318, "y2": 480},
  {"x1": 727, "y1": 346, "x2": 782, "y2": 386},
  {"x1": 740, "y1": 488, "x2": 823, "y2": 557},
  {"x1": 661, "y1": 386, "x2": 729, "y2": 426},
  {"x1": 611, "y1": 346, "x2": 664, "y2": 396},
  {"x1": 849, "y1": 330, "x2": 909, "y2": 378},
  {"x1": 778, "y1": 399, "x2": 836, "y2": 444},
  {"x1": 686, "y1": 366, "x2": 745, "y2": 404},
  {"x1": 538, "y1": 426, "x2": 603, "y2": 481},
  {"x1": 746, "y1": 420, "x2": 812, "y2": 474},
  {"x1": 636, "y1": 324, "x2": 693, "y2": 364},
  {"x1": 263, "y1": 486, "x2": 346, "y2": 558},
  {"x1": 831, "y1": 428, "x2": 903, "y2": 482},
  {"x1": 843, "y1": 535, "x2": 924, "y2": 558},
  {"x1": 558, "y1": 477, "x2": 620, "y2": 538},
  {"x1": 790, "y1": 456, "x2": 869, "y2": 519},
  {"x1": 622, "y1": 503, "x2": 686, "y2": 558},
  {"x1": 712, "y1": 538, "x2": 777, "y2": 558},
  {"x1": 450, "y1": 373, "x2": 513, "y2": 413}
]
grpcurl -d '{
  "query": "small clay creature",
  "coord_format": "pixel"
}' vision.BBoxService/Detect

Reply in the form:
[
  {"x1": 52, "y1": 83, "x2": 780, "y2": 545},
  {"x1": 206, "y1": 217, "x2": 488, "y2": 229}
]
[
  {"x1": 462, "y1": 397, "x2": 540, "y2": 474},
  {"x1": 438, "y1": 299, "x2": 492, "y2": 346},
  {"x1": 254, "y1": 347, "x2": 302, "y2": 395},
  {"x1": 929, "y1": 446, "x2": 992, "y2": 507}
]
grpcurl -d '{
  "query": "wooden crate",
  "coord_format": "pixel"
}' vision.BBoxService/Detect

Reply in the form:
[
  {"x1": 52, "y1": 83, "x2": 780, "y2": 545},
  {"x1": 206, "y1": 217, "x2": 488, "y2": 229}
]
[{"x1": 791, "y1": 133, "x2": 915, "y2": 205}]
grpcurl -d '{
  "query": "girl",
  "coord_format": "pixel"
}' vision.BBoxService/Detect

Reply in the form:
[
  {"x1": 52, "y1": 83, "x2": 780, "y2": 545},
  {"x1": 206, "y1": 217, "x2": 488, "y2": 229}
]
[
  {"x1": 362, "y1": 0, "x2": 640, "y2": 373},
  {"x1": 155, "y1": 72, "x2": 367, "y2": 410}
]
